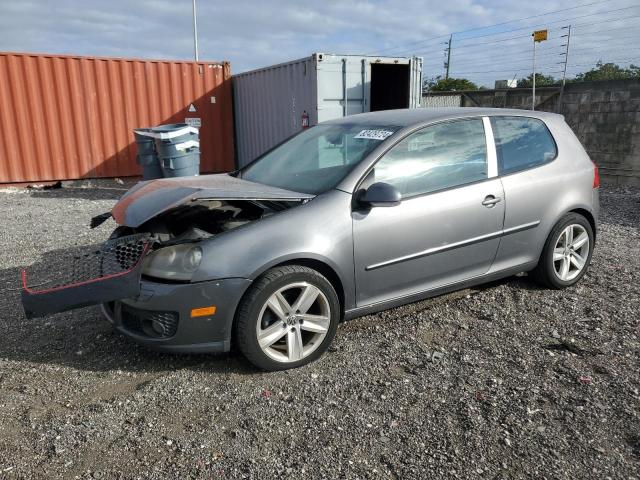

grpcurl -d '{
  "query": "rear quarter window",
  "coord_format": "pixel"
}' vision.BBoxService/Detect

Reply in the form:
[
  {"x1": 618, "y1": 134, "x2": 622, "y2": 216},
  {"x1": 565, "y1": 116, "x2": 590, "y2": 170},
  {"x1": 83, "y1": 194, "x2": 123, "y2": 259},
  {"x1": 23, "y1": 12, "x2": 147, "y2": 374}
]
[{"x1": 490, "y1": 117, "x2": 557, "y2": 175}]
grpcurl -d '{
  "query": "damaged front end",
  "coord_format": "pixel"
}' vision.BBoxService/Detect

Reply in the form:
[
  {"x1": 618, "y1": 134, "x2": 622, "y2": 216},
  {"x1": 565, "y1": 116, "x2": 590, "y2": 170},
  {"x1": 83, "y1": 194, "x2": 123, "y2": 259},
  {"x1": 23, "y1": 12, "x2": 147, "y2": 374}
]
[
  {"x1": 21, "y1": 234, "x2": 151, "y2": 318},
  {"x1": 20, "y1": 174, "x2": 312, "y2": 319},
  {"x1": 119, "y1": 196, "x2": 300, "y2": 283}
]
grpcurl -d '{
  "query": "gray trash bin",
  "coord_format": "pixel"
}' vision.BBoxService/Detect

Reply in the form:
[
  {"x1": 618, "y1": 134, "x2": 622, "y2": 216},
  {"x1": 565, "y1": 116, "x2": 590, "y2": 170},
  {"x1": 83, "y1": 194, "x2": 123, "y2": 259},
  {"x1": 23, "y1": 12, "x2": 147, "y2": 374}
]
[
  {"x1": 155, "y1": 139, "x2": 199, "y2": 159},
  {"x1": 159, "y1": 152, "x2": 200, "y2": 178},
  {"x1": 149, "y1": 124, "x2": 200, "y2": 177},
  {"x1": 133, "y1": 128, "x2": 162, "y2": 180}
]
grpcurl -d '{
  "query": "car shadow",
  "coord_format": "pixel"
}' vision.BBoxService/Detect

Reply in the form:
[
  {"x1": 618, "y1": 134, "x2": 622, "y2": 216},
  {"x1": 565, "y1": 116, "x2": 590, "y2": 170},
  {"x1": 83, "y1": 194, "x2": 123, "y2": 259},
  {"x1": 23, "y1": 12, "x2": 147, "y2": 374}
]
[
  {"x1": 26, "y1": 186, "x2": 127, "y2": 202},
  {"x1": 1, "y1": 239, "x2": 544, "y2": 376},
  {"x1": 472, "y1": 273, "x2": 545, "y2": 292},
  {"x1": 0, "y1": 260, "x2": 257, "y2": 376}
]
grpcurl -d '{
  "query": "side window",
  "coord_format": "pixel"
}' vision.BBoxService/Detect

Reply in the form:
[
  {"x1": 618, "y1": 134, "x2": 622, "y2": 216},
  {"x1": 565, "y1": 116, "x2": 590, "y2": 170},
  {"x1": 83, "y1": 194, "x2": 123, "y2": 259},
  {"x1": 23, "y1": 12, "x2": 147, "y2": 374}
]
[
  {"x1": 490, "y1": 117, "x2": 557, "y2": 175},
  {"x1": 372, "y1": 118, "x2": 487, "y2": 198}
]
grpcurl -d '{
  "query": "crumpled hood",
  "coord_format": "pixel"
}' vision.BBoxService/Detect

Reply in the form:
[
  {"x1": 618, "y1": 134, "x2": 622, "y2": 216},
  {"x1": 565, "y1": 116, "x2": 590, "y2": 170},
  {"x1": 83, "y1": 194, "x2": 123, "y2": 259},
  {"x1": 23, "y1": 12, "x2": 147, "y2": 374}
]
[{"x1": 112, "y1": 174, "x2": 313, "y2": 227}]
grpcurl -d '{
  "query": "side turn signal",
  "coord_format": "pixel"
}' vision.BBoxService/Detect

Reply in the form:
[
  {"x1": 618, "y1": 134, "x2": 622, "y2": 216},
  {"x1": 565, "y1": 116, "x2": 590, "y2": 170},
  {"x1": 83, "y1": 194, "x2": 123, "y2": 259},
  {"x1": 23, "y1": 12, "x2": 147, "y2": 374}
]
[{"x1": 191, "y1": 306, "x2": 217, "y2": 318}]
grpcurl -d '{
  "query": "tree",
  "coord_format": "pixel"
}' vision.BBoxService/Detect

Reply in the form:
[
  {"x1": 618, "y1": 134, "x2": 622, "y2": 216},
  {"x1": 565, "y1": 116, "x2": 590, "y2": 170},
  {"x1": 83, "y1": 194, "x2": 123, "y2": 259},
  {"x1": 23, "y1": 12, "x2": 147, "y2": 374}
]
[
  {"x1": 424, "y1": 76, "x2": 478, "y2": 92},
  {"x1": 517, "y1": 73, "x2": 558, "y2": 88},
  {"x1": 573, "y1": 61, "x2": 640, "y2": 82}
]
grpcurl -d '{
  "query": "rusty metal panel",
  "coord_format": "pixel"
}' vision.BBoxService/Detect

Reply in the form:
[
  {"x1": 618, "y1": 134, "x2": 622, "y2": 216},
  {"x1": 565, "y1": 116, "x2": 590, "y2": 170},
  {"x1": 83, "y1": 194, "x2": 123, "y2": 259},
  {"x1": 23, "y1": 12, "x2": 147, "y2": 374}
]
[{"x1": 0, "y1": 52, "x2": 235, "y2": 183}]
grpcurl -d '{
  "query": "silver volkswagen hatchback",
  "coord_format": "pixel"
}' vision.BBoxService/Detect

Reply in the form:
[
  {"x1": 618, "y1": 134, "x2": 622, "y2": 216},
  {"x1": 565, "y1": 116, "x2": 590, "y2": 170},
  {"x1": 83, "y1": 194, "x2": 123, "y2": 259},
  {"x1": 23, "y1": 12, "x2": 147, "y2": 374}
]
[{"x1": 22, "y1": 108, "x2": 599, "y2": 371}]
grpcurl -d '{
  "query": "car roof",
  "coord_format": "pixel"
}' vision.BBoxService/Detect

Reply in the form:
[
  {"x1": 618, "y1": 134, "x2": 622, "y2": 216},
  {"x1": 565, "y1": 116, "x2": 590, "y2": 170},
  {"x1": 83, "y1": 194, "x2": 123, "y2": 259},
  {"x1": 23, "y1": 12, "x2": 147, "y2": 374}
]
[{"x1": 323, "y1": 107, "x2": 563, "y2": 127}]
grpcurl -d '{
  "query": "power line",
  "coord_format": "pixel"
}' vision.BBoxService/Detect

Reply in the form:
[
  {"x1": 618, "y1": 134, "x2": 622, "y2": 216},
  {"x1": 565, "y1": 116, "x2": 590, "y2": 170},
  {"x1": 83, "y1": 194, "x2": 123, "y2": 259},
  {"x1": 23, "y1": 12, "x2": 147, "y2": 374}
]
[
  {"x1": 365, "y1": 34, "x2": 448, "y2": 57},
  {"x1": 449, "y1": 55, "x2": 624, "y2": 74},
  {"x1": 572, "y1": 13, "x2": 640, "y2": 30},
  {"x1": 421, "y1": 32, "x2": 640, "y2": 70},
  {"x1": 451, "y1": 60, "x2": 566, "y2": 73},
  {"x1": 568, "y1": 43, "x2": 640, "y2": 55},
  {"x1": 566, "y1": 56, "x2": 640, "y2": 67},
  {"x1": 451, "y1": 66, "x2": 564, "y2": 75},
  {"x1": 414, "y1": 19, "x2": 639, "y2": 61},
  {"x1": 570, "y1": 22, "x2": 640, "y2": 36},
  {"x1": 405, "y1": 3, "x2": 640, "y2": 85},
  {"x1": 412, "y1": 32, "x2": 560, "y2": 56},
  {"x1": 449, "y1": 56, "x2": 640, "y2": 76},
  {"x1": 389, "y1": 6, "x2": 640, "y2": 58},
  {"x1": 569, "y1": 32, "x2": 640, "y2": 43},
  {"x1": 451, "y1": 0, "x2": 614, "y2": 35},
  {"x1": 426, "y1": 34, "x2": 561, "y2": 55},
  {"x1": 450, "y1": 31, "x2": 640, "y2": 62},
  {"x1": 452, "y1": 3, "x2": 639, "y2": 45},
  {"x1": 430, "y1": 51, "x2": 640, "y2": 79},
  {"x1": 421, "y1": 49, "x2": 567, "y2": 68},
  {"x1": 380, "y1": 5, "x2": 640, "y2": 55},
  {"x1": 421, "y1": 44, "x2": 566, "y2": 64},
  {"x1": 416, "y1": 12, "x2": 640, "y2": 56},
  {"x1": 367, "y1": 0, "x2": 615, "y2": 55}
]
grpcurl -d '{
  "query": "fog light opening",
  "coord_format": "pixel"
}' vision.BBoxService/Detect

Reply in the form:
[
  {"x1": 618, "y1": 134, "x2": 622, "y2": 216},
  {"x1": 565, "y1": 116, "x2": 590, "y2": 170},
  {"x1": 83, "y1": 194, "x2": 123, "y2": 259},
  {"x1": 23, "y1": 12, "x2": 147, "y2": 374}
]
[{"x1": 141, "y1": 318, "x2": 167, "y2": 338}]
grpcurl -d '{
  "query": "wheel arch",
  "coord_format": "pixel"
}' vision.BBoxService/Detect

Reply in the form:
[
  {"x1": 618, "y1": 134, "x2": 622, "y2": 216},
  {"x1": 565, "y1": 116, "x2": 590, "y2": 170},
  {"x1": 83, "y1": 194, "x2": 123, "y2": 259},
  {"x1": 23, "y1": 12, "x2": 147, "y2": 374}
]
[
  {"x1": 568, "y1": 207, "x2": 596, "y2": 240},
  {"x1": 530, "y1": 206, "x2": 596, "y2": 288},
  {"x1": 248, "y1": 256, "x2": 346, "y2": 320},
  {"x1": 275, "y1": 258, "x2": 345, "y2": 319},
  {"x1": 531, "y1": 203, "x2": 597, "y2": 270}
]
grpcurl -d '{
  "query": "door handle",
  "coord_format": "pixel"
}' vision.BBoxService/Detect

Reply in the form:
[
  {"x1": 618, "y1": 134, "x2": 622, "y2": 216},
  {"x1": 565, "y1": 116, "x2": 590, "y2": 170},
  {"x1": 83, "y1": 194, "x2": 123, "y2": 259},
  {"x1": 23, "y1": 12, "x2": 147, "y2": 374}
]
[{"x1": 482, "y1": 195, "x2": 502, "y2": 207}]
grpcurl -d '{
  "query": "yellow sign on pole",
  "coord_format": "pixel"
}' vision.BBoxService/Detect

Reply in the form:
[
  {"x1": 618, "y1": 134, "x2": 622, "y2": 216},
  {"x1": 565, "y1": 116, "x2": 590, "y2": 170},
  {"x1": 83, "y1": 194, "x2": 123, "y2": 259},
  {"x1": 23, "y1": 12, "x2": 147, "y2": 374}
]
[{"x1": 533, "y1": 29, "x2": 548, "y2": 42}]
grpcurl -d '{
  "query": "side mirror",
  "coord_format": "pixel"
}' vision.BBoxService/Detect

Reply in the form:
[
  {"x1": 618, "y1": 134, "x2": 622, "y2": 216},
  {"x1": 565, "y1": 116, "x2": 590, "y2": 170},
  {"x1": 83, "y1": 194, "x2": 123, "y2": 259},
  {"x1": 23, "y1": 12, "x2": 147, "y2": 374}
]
[{"x1": 358, "y1": 182, "x2": 401, "y2": 207}]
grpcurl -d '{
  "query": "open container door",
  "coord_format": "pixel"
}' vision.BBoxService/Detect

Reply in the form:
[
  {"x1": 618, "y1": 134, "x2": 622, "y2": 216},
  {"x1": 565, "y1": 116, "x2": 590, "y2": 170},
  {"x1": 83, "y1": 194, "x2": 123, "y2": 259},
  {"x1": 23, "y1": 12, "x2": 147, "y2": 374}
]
[
  {"x1": 369, "y1": 62, "x2": 410, "y2": 111},
  {"x1": 316, "y1": 54, "x2": 368, "y2": 123},
  {"x1": 409, "y1": 56, "x2": 423, "y2": 108},
  {"x1": 368, "y1": 56, "x2": 422, "y2": 112},
  {"x1": 21, "y1": 234, "x2": 150, "y2": 319}
]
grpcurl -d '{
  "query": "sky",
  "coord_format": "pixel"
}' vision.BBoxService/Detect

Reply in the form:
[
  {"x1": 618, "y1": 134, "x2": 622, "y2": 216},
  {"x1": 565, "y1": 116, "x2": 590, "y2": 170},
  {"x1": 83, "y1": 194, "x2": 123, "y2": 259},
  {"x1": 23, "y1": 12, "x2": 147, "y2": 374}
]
[{"x1": 0, "y1": 0, "x2": 639, "y2": 87}]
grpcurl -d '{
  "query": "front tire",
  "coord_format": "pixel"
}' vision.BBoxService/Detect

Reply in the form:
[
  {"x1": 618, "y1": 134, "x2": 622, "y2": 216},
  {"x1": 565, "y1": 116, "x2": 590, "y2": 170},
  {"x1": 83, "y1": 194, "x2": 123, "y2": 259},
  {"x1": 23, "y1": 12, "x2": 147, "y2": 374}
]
[
  {"x1": 235, "y1": 265, "x2": 340, "y2": 371},
  {"x1": 531, "y1": 213, "x2": 594, "y2": 289}
]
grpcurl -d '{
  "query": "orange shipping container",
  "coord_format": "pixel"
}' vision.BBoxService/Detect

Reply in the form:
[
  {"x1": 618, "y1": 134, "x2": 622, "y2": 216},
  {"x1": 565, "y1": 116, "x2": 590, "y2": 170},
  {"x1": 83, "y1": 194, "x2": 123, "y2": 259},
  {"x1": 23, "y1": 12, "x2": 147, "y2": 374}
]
[{"x1": 0, "y1": 52, "x2": 235, "y2": 183}]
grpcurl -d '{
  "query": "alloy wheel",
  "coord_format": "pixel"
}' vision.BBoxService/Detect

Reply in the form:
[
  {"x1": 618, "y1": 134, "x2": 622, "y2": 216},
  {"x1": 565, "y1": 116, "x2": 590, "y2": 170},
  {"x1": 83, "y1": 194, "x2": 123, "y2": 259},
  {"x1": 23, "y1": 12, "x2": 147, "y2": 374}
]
[
  {"x1": 256, "y1": 282, "x2": 331, "y2": 363},
  {"x1": 553, "y1": 224, "x2": 590, "y2": 282}
]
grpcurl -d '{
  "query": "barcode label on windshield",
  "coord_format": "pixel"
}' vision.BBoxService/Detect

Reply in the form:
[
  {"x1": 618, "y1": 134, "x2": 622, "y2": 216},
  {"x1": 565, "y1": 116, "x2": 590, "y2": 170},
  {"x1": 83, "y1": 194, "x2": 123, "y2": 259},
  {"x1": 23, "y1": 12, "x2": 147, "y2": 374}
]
[{"x1": 354, "y1": 129, "x2": 394, "y2": 141}]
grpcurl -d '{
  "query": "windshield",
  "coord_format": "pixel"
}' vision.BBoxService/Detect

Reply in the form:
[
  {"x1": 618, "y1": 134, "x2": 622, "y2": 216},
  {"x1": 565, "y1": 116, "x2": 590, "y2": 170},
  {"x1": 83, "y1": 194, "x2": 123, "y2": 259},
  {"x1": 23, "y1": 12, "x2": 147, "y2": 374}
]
[{"x1": 240, "y1": 123, "x2": 400, "y2": 194}]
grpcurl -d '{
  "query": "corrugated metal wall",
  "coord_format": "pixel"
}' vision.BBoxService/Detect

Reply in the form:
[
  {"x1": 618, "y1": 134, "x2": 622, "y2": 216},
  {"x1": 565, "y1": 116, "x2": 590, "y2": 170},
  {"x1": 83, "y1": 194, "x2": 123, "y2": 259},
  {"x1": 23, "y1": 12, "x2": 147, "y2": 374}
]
[
  {"x1": 233, "y1": 57, "x2": 317, "y2": 168},
  {"x1": 233, "y1": 53, "x2": 423, "y2": 168},
  {"x1": 0, "y1": 52, "x2": 235, "y2": 183}
]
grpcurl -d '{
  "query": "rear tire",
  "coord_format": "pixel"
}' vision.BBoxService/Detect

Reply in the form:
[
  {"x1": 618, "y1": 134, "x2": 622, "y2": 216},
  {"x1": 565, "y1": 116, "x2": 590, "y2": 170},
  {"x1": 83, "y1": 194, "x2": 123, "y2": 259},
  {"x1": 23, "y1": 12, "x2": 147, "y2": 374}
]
[
  {"x1": 235, "y1": 265, "x2": 340, "y2": 371},
  {"x1": 531, "y1": 213, "x2": 594, "y2": 289}
]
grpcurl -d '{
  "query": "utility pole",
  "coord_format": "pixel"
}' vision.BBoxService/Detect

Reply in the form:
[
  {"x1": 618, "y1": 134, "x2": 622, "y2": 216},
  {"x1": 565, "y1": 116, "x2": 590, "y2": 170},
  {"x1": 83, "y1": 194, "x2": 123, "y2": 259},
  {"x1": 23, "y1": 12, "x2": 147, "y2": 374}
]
[
  {"x1": 192, "y1": 0, "x2": 199, "y2": 61},
  {"x1": 532, "y1": 39, "x2": 537, "y2": 110},
  {"x1": 558, "y1": 25, "x2": 572, "y2": 113},
  {"x1": 445, "y1": 34, "x2": 452, "y2": 80},
  {"x1": 532, "y1": 29, "x2": 548, "y2": 111}
]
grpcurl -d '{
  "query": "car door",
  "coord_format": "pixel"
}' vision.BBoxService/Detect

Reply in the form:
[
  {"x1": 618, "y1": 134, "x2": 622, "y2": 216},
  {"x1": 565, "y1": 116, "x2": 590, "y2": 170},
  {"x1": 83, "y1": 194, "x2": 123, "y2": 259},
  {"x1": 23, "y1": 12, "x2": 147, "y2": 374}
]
[
  {"x1": 352, "y1": 117, "x2": 504, "y2": 306},
  {"x1": 488, "y1": 116, "x2": 562, "y2": 270}
]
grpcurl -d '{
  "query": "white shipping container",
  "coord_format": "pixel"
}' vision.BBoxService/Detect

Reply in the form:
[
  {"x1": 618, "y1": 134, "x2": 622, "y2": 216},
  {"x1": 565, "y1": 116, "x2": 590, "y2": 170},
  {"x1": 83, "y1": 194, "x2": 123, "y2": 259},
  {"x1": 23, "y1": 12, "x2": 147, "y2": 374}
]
[{"x1": 233, "y1": 53, "x2": 423, "y2": 167}]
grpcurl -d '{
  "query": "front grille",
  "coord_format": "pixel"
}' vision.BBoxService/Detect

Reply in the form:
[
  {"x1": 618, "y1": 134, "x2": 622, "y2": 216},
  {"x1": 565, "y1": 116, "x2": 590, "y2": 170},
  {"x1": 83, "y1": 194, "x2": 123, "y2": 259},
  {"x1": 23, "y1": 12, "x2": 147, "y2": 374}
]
[
  {"x1": 21, "y1": 235, "x2": 150, "y2": 319},
  {"x1": 23, "y1": 234, "x2": 149, "y2": 293},
  {"x1": 120, "y1": 304, "x2": 179, "y2": 339}
]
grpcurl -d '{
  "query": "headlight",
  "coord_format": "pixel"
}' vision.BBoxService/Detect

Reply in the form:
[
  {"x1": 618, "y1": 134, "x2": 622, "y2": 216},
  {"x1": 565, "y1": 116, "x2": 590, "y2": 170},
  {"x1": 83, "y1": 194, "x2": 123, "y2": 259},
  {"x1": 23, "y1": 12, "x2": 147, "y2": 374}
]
[{"x1": 142, "y1": 244, "x2": 203, "y2": 281}]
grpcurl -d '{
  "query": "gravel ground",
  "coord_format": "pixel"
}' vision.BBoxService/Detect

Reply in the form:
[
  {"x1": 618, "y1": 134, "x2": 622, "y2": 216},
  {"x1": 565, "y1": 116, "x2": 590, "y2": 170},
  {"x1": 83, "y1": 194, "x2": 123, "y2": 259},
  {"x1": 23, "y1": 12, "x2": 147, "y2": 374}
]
[{"x1": 0, "y1": 184, "x2": 638, "y2": 479}]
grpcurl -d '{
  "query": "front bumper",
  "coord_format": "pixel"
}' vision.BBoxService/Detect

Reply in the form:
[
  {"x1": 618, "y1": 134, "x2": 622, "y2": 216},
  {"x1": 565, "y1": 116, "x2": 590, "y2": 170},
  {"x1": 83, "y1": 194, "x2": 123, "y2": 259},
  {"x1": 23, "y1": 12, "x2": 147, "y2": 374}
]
[{"x1": 102, "y1": 277, "x2": 252, "y2": 353}]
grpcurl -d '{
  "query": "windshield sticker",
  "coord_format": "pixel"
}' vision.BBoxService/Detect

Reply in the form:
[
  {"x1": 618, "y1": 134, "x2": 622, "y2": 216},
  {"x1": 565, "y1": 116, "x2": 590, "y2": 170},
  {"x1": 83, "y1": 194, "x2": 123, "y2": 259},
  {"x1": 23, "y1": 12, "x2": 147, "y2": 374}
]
[{"x1": 354, "y1": 129, "x2": 395, "y2": 141}]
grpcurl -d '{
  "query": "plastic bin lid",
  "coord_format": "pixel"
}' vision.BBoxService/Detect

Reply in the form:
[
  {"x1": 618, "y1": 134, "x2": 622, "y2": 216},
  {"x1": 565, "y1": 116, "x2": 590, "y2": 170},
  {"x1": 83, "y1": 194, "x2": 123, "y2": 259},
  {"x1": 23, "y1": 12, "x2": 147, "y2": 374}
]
[
  {"x1": 133, "y1": 127, "x2": 153, "y2": 133},
  {"x1": 135, "y1": 124, "x2": 199, "y2": 140}
]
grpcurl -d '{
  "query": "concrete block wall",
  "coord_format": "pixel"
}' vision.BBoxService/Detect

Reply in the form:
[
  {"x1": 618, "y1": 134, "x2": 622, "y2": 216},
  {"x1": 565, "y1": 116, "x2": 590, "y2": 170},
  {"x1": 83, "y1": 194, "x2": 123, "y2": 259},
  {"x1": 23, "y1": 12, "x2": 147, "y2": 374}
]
[
  {"x1": 556, "y1": 80, "x2": 640, "y2": 186},
  {"x1": 424, "y1": 79, "x2": 640, "y2": 186}
]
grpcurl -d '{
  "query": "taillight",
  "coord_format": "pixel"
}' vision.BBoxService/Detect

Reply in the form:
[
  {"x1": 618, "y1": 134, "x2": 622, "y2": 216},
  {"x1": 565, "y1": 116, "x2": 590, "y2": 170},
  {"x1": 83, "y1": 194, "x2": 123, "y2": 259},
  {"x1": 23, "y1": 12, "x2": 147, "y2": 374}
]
[{"x1": 593, "y1": 163, "x2": 600, "y2": 188}]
